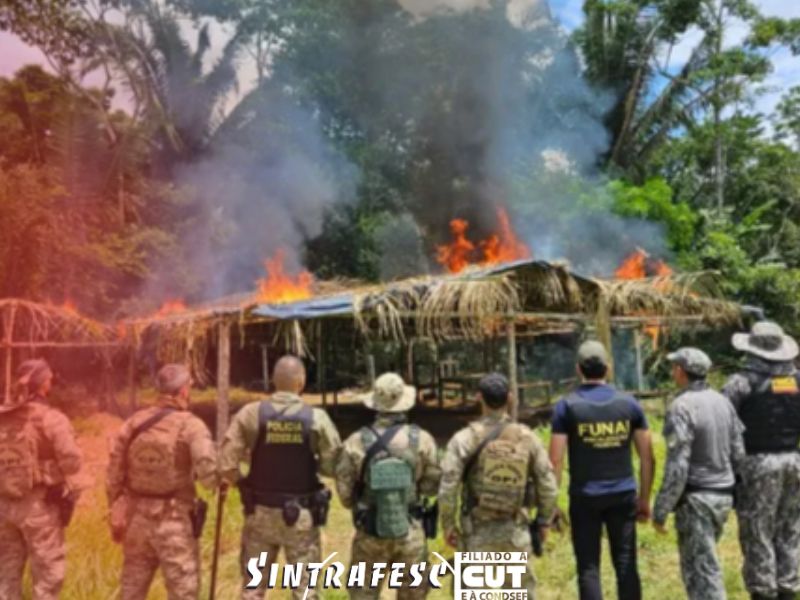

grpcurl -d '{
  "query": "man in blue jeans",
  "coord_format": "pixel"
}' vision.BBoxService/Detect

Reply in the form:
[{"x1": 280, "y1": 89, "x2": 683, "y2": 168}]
[{"x1": 549, "y1": 341, "x2": 655, "y2": 600}]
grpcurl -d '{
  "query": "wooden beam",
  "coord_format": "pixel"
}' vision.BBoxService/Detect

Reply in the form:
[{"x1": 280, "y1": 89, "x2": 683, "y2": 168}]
[
  {"x1": 216, "y1": 321, "x2": 232, "y2": 444},
  {"x1": 507, "y1": 317, "x2": 519, "y2": 422}
]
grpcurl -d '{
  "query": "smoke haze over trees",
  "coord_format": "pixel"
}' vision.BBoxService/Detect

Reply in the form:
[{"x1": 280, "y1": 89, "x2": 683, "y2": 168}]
[{"x1": 0, "y1": 0, "x2": 799, "y2": 336}]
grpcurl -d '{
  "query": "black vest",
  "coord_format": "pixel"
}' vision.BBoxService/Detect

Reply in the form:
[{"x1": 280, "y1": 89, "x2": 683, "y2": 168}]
[
  {"x1": 737, "y1": 371, "x2": 800, "y2": 454},
  {"x1": 244, "y1": 401, "x2": 319, "y2": 498},
  {"x1": 565, "y1": 391, "x2": 636, "y2": 493}
]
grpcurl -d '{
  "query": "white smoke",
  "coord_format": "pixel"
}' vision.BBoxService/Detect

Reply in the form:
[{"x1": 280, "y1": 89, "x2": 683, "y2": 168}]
[{"x1": 398, "y1": 0, "x2": 550, "y2": 30}]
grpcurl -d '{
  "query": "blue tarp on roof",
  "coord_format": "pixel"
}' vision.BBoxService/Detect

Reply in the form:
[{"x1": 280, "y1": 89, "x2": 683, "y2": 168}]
[
  {"x1": 250, "y1": 259, "x2": 548, "y2": 321},
  {"x1": 251, "y1": 294, "x2": 355, "y2": 320}
]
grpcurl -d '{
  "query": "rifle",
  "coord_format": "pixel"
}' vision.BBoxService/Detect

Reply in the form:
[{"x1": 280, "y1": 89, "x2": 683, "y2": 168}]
[{"x1": 209, "y1": 485, "x2": 228, "y2": 600}]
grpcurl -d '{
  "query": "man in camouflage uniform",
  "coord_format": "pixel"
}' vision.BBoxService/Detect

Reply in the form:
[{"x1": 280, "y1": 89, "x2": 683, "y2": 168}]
[
  {"x1": 107, "y1": 363, "x2": 218, "y2": 600},
  {"x1": 0, "y1": 358, "x2": 83, "y2": 600},
  {"x1": 336, "y1": 372, "x2": 440, "y2": 599},
  {"x1": 653, "y1": 348, "x2": 745, "y2": 600},
  {"x1": 220, "y1": 355, "x2": 342, "y2": 600},
  {"x1": 722, "y1": 322, "x2": 800, "y2": 600},
  {"x1": 440, "y1": 373, "x2": 557, "y2": 598}
]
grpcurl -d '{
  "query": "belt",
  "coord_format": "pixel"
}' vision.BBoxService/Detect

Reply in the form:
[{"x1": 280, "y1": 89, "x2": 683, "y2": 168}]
[
  {"x1": 252, "y1": 491, "x2": 316, "y2": 508},
  {"x1": 683, "y1": 484, "x2": 735, "y2": 496}
]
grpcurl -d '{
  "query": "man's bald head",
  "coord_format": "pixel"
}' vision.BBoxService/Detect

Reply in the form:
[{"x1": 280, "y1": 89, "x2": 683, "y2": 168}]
[{"x1": 273, "y1": 355, "x2": 306, "y2": 394}]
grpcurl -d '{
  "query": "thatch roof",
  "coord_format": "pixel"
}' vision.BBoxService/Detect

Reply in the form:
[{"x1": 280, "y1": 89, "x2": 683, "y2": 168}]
[
  {"x1": 119, "y1": 259, "x2": 742, "y2": 359},
  {"x1": 0, "y1": 299, "x2": 119, "y2": 348}
]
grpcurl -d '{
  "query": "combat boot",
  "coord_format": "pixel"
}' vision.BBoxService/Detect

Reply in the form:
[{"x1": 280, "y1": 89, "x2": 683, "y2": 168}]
[{"x1": 777, "y1": 592, "x2": 797, "y2": 600}]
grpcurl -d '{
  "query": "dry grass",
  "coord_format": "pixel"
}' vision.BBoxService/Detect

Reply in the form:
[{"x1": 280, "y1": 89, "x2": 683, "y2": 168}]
[{"x1": 39, "y1": 410, "x2": 757, "y2": 600}]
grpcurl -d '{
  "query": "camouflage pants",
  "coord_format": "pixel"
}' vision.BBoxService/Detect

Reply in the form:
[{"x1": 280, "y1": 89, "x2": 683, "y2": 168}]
[
  {"x1": 121, "y1": 499, "x2": 200, "y2": 600},
  {"x1": 737, "y1": 453, "x2": 800, "y2": 596},
  {"x1": 674, "y1": 492, "x2": 733, "y2": 600},
  {"x1": 0, "y1": 493, "x2": 65, "y2": 600},
  {"x1": 349, "y1": 520, "x2": 429, "y2": 600},
  {"x1": 461, "y1": 518, "x2": 536, "y2": 598},
  {"x1": 241, "y1": 505, "x2": 320, "y2": 600}
]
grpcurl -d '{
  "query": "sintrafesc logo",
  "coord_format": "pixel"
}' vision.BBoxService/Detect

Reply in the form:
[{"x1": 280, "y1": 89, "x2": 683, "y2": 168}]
[{"x1": 245, "y1": 550, "x2": 528, "y2": 600}]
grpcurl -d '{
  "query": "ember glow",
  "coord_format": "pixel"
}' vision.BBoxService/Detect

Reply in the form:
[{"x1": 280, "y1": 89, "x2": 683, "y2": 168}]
[
  {"x1": 257, "y1": 249, "x2": 314, "y2": 303},
  {"x1": 154, "y1": 299, "x2": 188, "y2": 318},
  {"x1": 436, "y1": 208, "x2": 532, "y2": 274}
]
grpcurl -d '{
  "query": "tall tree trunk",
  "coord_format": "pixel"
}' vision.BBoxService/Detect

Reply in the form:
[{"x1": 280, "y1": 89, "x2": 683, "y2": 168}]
[{"x1": 713, "y1": 0, "x2": 726, "y2": 211}]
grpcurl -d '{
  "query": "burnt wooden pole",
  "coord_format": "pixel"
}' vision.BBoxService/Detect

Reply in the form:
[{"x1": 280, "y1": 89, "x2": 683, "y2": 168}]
[
  {"x1": 507, "y1": 316, "x2": 519, "y2": 422},
  {"x1": 261, "y1": 344, "x2": 270, "y2": 392},
  {"x1": 217, "y1": 320, "x2": 232, "y2": 443}
]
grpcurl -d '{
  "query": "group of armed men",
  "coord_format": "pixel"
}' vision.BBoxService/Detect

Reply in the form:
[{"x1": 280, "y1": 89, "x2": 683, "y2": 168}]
[{"x1": 1, "y1": 320, "x2": 800, "y2": 600}]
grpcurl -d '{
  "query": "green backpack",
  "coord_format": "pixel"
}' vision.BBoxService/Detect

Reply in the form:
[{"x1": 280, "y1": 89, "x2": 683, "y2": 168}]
[{"x1": 359, "y1": 424, "x2": 419, "y2": 539}]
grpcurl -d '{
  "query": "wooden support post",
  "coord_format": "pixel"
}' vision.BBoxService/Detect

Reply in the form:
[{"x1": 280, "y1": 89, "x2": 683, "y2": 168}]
[
  {"x1": 634, "y1": 329, "x2": 645, "y2": 392},
  {"x1": 127, "y1": 345, "x2": 137, "y2": 414},
  {"x1": 367, "y1": 354, "x2": 376, "y2": 387},
  {"x1": 217, "y1": 321, "x2": 231, "y2": 444},
  {"x1": 3, "y1": 303, "x2": 16, "y2": 405},
  {"x1": 594, "y1": 294, "x2": 615, "y2": 382},
  {"x1": 507, "y1": 316, "x2": 519, "y2": 422},
  {"x1": 317, "y1": 323, "x2": 326, "y2": 406},
  {"x1": 261, "y1": 344, "x2": 270, "y2": 392}
]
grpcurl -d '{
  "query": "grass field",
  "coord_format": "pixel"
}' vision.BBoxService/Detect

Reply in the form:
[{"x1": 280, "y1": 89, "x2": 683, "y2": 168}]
[{"x1": 45, "y1": 408, "x2": 752, "y2": 599}]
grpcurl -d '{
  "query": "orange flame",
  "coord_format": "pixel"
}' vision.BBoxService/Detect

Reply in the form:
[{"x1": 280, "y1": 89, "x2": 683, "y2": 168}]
[
  {"x1": 257, "y1": 249, "x2": 314, "y2": 304},
  {"x1": 155, "y1": 299, "x2": 188, "y2": 318},
  {"x1": 615, "y1": 249, "x2": 674, "y2": 346},
  {"x1": 436, "y1": 208, "x2": 532, "y2": 274}
]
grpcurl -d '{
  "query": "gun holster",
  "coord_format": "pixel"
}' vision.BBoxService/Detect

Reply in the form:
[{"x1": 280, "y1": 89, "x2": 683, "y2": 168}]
[
  {"x1": 190, "y1": 499, "x2": 208, "y2": 538},
  {"x1": 529, "y1": 520, "x2": 543, "y2": 557},
  {"x1": 238, "y1": 481, "x2": 255, "y2": 516},
  {"x1": 282, "y1": 499, "x2": 301, "y2": 526},
  {"x1": 420, "y1": 499, "x2": 439, "y2": 539},
  {"x1": 311, "y1": 487, "x2": 332, "y2": 527},
  {"x1": 45, "y1": 485, "x2": 76, "y2": 528}
]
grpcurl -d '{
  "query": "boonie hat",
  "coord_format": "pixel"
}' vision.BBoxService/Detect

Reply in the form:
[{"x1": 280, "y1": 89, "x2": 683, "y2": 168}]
[
  {"x1": 667, "y1": 347, "x2": 712, "y2": 377},
  {"x1": 361, "y1": 372, "x2": 416, "y2": 413},
  {"x1": 732, "y1": 321, "x2": 799, "y2": 362}
]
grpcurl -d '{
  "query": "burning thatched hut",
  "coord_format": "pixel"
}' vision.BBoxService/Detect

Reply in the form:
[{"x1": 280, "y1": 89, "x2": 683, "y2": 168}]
[
  {"x1": 119, "y1": 258, "x2": 742, "y2": 435},
  {"x1": 0, "y1": 299, "x2": 122, "y2": 410}
]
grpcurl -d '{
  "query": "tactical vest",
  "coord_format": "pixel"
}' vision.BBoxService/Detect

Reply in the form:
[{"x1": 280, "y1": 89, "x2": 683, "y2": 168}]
[
  {"x1": 565, "y1": 391, "x2": 636, "y2": 492},
  {"x1": 126, "y1": 409, "x2": 194, "y2": 497},
  {"x1": 737, "y1": 371, "x2": 800, "y2": 454},
  {"x1": 0, "y1": 404, "x2": 43, "y2": 498},
  {"x1": 465, "y1": 422, "x2": 530, "y2": 520},
  {"x1": 358, "y1": 424, "x2": 419, "y2": 539},
  {"x1": 244, "y1": 401, "x2": 318, "y2": 502}
]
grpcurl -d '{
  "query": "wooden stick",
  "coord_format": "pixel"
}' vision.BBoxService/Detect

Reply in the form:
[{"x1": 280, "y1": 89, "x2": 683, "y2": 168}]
[
  {"x1": 507, "y1": 316, "x2": 519, "y2": 422},
  {"x1": 216, "y1": 321, "x2": 231, "y2": 443}
]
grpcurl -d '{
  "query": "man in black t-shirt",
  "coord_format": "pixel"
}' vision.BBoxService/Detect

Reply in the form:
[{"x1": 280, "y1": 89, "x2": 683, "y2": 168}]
[{"x1": 549, "y1": 341, "x2": 655, "y2": 600}]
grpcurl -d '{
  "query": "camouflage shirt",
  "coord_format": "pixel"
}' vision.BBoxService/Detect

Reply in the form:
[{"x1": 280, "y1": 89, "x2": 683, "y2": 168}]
[
  {"x1": 106, "y1": 397, "x2": 218, "y2": 504},
  {"x1": 653, "y1": 381, "x2": 745, "y2": 525},
  {"x1": 722, "y1": 356, "x2": 797, "y2": 410},
  {"x1": 219, "y1": 392, "x2": 342, "y2": 484},
  {"x1": 0, "y1": 401, "x2": 83, "y2": 492},
  {"x1": 439, "y1": 411, "x2": 557, "y2": 534},
  {"x1": 335, "y1": 413, "x2": 440, "y2": 509}
]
